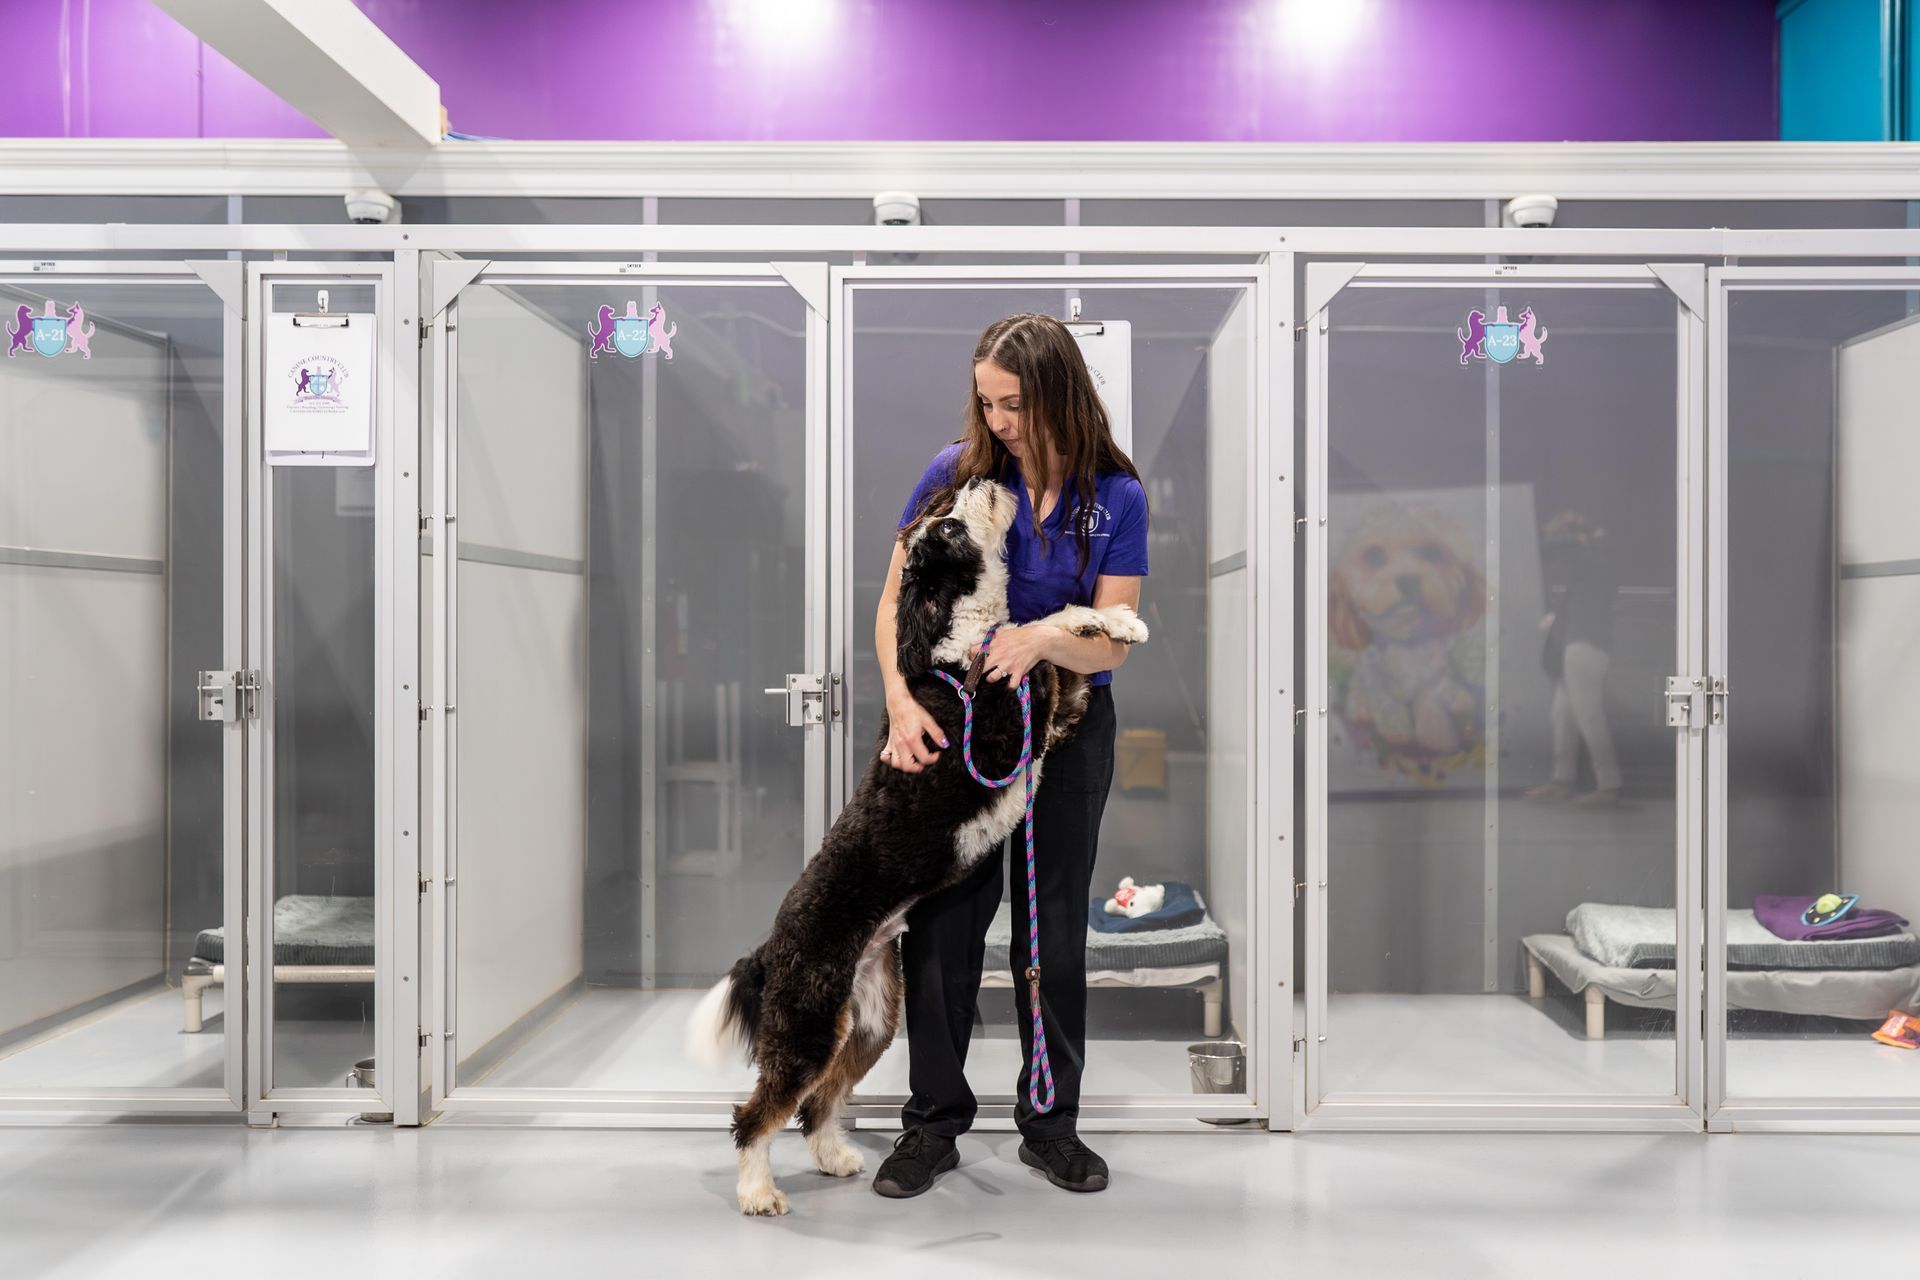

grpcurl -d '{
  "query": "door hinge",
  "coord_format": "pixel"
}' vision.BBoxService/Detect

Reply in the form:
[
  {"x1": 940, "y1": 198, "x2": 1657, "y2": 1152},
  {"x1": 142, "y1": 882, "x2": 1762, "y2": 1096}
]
[
  {"x1": 1292, "y1": 1036, "x2": 1306, "y2": 1053},
  {"x1": 765, "y1": 672, "x2": 838, "y2": 727},
  {"x1": 1293, "y1": 322, "x2": 1308, "y2": 342},
  {"x1": 197, "y1": 669, "x2": 260, "y2": 722},
  {"x1": 1664, "y1": 675, "x2": 1729, "y2": 727},
  {"x1": 418, "y1": 1029, "x2": 431, "y2": 1048}
]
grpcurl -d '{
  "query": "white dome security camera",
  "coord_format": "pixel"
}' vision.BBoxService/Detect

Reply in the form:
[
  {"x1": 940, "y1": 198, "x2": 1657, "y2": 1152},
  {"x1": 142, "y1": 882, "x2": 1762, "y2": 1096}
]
[
  {"x1": 1502, "y1": 194, "x2": 1559, "y2": 229},
  {"x1": 872, "y1": 191, "x2": 921, "y2": 227},
  {"x1": 344, "y1": 189, "x2": 402, "y2": 225}
]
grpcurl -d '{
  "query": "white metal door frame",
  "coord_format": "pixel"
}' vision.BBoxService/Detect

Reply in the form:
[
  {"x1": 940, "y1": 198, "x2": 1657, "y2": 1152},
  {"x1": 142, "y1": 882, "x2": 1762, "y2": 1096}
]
[
  {"x1": 1262, "y1": 253, "x2": 1298, "y2": 1129},
  {"x1": 830, "y1": 262, "x2": 1282, "y2": 1127},
  {"x1": 0, "y1": 260, "x2": 248, "y2": 1115},
  {"x1": 1300, "y1": 261, "x2": 1707, "y2": 1131},
  {"x1": 424, "y1": 260, "x2": 831, "y2": 1117},
  {"x1": 1705, "y1": 266, "x2": 1920, "y2": 1133},
  {"x1": 243, "y1": 261, "x2": 414, "y2": 1122}
]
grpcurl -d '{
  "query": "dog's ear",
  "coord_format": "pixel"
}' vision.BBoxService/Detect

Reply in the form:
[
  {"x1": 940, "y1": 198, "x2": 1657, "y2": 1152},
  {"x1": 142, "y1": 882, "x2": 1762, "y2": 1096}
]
[
  {"x1": 1329, "y1": 585, "x2": 1371, "y2": 650},
  {"x1": 895, "y1": 546, "x2": 941, "y2": 678},
  {"x1": 1456, "y1": 556, "x2": 1489, "y2": 631}
]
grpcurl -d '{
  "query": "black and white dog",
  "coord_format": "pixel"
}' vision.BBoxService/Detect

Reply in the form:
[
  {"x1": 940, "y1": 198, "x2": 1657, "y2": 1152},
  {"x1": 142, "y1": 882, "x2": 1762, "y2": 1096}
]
[{"x1": 686, "y1": 476, "x2": 1147, "y2": 1215}]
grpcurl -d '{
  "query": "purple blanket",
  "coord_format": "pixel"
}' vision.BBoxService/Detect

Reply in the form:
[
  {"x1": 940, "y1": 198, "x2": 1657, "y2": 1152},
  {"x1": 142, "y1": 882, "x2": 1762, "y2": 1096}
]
[{"x1": 1754, "y1": 895, "x2": 1909, "y2": 942}]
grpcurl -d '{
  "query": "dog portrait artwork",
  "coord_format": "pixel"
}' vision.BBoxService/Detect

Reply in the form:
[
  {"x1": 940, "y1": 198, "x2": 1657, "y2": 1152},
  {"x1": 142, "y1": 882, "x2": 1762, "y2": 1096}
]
[
  {"x1": 1328, "y1": 501, "x2": 1488, "y2": 784},
  {"x1": 685, "y1": 477, "x2": 1148, "y2": 1216}
]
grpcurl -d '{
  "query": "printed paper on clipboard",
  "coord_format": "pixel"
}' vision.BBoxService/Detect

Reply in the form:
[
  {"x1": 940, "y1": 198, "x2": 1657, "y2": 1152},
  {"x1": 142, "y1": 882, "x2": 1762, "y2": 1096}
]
[
  {"x1": 266, "y1": 311, "x2": 375, "y2": 466},
  {"x1": 1069, "y1": 319, "x2": 1131, "y2": 456}
]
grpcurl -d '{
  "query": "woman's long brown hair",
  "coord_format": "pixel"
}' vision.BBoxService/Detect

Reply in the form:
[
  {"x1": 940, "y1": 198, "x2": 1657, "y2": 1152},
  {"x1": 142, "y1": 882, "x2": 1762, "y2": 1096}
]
[{"x1": 913, "y1": 312, "x2": 1144, "y2": 576}]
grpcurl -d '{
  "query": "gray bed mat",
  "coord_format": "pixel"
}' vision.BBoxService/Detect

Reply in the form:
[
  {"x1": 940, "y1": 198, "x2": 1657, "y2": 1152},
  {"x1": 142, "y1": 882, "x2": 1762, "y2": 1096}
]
[
  {"x1": 193, "y1": 895, "x2": 375, "y2": 966},
  {"x1": 1524, "y1": 933, "x2": 1920, "y2": 1019},
  {"x1": 1567, "y1": 903, "x2": 1920, "y2": 971},
  {"x1": 983, "y1": 900, "x2": 1228, "y2": 973}
]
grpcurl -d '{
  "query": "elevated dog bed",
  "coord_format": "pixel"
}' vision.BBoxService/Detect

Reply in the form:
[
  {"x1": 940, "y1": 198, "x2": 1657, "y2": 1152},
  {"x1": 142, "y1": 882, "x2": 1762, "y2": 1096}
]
[
  {"x1": 181, "y1": 895, "x2": 375, "y2": 1033},
  {"x1": 979, "y1": 897, "x2": 1230, "y2": 1036},
  {"x1": 1524, "y1": 903, "x2": 1920, "y2": 1039}
]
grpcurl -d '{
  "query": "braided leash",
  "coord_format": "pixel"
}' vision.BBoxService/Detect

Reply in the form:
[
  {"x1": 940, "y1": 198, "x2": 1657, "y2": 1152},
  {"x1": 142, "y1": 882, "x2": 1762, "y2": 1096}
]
[{"x1": 930, "y1": 626, "x2": 1055, "y2": 1114}]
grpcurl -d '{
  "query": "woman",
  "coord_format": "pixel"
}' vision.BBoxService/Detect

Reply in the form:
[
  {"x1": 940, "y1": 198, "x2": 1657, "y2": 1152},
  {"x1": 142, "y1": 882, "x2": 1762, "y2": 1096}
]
[
  {"x1": 870, "y1": 313, "x2": 1148, "y2": 1198},
  {"x1": 1524, "y1": 511, "x2": 1621, "y2": 808}
]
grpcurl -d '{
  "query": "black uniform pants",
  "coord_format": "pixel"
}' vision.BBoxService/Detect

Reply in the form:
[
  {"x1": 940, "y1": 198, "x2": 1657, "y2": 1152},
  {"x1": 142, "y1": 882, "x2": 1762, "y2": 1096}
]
[{"x1": 900, "y1": 684, "x2": 1116, "y2": 1141}]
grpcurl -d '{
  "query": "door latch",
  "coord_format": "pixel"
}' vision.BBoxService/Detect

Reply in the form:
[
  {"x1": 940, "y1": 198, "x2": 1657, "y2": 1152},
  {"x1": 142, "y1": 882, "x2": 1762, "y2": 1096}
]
[
  {"x1": 1663, "y1": 675, "x2": 1700, "y2": 727},
  {"x1": 764, "y1": 673, "x2": 837, "y2": 727},
  {"x1": 197, "y1": 670, "x2": 260, "y2": 722},
  {"x1": 1664, "y1": 675, "x2": 1728, "y2": 728}
]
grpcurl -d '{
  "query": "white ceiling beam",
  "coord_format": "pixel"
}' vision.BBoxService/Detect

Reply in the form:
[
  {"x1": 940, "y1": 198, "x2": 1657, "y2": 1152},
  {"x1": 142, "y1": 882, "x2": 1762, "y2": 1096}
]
[
  {"x1": 7, "y1": 226, "x2": 1920, "y2": 259},
  {"x1": 149, "y1": 0, "x2": 441, "y2": 148},
  {"x1": 1, "y1": 139, "x2": 1917, "y2": 201}
]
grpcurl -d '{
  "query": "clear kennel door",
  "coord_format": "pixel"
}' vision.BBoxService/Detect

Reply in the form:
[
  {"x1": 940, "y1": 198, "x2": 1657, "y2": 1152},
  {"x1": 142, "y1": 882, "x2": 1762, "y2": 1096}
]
[
  {"x1": 1706, "y1": 268, "x2": 1920, "y2": 1130},
  {"x1": 0, "y1": 260, "x2": 246, "y2": 1113},
  {"x1": 832, "y1": 264, "x2": 1280, "y2": 1126},
  {"x1": 1301, "y1": 263, "x2": 1706, "y2": 1126},
  {"x1": 427, "y1": 261, "x2": 828, "y2": 1111},
  {"x1": 244, "y1": 262, "x2": 419, "y2": 1122}
]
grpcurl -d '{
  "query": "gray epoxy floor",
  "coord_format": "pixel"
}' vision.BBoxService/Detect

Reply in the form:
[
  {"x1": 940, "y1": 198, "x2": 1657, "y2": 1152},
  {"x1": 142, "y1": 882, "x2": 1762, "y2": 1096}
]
[{"x1": 3, "y1": 1123, "x2": 1912, "y2": 1279}]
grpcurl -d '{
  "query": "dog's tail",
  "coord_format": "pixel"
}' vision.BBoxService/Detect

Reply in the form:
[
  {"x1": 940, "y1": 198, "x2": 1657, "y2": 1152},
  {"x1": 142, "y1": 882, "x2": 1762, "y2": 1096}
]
[{"x1": 685, "y1": 949, "x2": 766, "y2": 1069}]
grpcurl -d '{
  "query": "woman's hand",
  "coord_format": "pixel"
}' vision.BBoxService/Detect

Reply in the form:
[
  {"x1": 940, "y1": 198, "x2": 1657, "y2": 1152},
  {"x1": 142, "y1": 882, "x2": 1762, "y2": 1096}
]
[
  {"x1": 881, "y1": 693, "x2": 948, "y2": 774},
  {"x1": 978, "y1": 624, "x2": 1060, "y2": 686}
]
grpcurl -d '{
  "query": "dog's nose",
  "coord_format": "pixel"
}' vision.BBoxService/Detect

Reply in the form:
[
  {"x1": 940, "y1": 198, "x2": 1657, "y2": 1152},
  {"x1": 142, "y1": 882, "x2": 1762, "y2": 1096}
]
[{"x1": 1396, "y1": 573, "x2": 1422, "y2": 601}]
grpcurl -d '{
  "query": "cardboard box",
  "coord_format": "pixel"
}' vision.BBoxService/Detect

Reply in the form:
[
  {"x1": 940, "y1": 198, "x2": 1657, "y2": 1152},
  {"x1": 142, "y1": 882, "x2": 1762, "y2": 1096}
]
[{"x1": 1116, "y1": 727, "x2": 1167, "y2": 791}]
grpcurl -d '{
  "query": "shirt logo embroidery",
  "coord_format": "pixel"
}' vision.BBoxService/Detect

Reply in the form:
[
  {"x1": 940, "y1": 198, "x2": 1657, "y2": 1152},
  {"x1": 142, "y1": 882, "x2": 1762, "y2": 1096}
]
[{"x1": 1072, "y1": 502, "x2": 1113, "y2": 537}]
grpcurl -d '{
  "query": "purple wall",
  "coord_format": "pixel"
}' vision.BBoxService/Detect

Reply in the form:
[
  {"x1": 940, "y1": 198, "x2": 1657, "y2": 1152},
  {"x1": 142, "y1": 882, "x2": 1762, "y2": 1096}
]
[{"x1": 2, "y1": 0, "x2": 1777, "y2": 142}]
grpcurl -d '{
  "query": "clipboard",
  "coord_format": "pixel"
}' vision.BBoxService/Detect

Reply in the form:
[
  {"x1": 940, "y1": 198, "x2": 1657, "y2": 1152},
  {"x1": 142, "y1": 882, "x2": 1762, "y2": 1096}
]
[
  {"x1": 1066, "y1": 303, "x2": 1132, "y2": 456},
  {"x1": 267, "y1": 290, "x2": 375, "y2": 466}
]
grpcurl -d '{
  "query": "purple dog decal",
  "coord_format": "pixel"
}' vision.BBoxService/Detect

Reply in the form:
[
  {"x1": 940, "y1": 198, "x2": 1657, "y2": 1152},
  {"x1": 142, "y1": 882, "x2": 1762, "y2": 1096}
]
[
  {"x1": 1457, "y1": 308, "x2": 1487, "y2": 365},
  {"x1": 5, "y1": 304, "x2": 31, "y2": 358},
  {"x1": 64, "y1": 303, "x2": 96, "y2": 360},
  {"x1": 587, "y1": 305, "x2": 618, "y2": 359},
  {"x1": 646, "y1": 303, "x2": 676, "y2": 361}
]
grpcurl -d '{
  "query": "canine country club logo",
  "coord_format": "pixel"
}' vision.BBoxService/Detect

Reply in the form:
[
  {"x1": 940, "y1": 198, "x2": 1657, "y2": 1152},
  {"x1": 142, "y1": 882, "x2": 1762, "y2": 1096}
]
[
  {"x1": 587, "y1": 300, "x2": 677, "y2": 361},
  {"x1": 6, "y1": 299, "x2": 96, "y2": 360},
  {"x1": 1072, "y1": 501, "x2": 1113, "y2": 538},
  {"x1": 1457, "y1": 305, "x2": 1547, "y2": 367},
  {"x1": 287, "y1": 357, "x2": 348, "y2": 407}
]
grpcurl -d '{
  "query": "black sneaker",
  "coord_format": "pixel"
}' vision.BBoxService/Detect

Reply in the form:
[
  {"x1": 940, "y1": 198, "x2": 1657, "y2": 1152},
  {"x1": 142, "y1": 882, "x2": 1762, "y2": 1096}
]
[
  {"x1": 1018, "y1": 1136, "x2": 1109, "y2": 1192},
  {"x1": 872, "y1": 1128, "x2": 960, "y2": 1199}
]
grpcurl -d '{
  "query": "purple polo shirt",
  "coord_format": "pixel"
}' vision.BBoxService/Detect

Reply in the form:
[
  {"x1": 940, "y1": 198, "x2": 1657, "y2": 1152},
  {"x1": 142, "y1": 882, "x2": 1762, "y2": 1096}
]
[{"x1": 897, "y1": 443, "x2": 1149, "y2": 688}]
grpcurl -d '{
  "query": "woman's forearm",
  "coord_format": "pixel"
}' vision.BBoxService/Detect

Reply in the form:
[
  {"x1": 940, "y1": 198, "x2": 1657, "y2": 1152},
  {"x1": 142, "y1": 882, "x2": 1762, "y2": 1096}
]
[{"x1": 876, "y1": 597, "x2": 912, "y2": 708}]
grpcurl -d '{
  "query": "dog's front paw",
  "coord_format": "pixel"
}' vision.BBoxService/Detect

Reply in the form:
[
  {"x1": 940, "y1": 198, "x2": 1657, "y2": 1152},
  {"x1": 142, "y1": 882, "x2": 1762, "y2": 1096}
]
[
  {"x1": 1043, "y1": 604, "x2": 1109, "y2": 637},
  {"x1": 813, "y1": 1142, "x2": 865, "y2": 1178},
  {"x1": 1102, "y1": 605, "x2": 1149, "y2": 645},
  {"x1": 738, "y1": 1183, "x2": 791, "y2": 1216}
]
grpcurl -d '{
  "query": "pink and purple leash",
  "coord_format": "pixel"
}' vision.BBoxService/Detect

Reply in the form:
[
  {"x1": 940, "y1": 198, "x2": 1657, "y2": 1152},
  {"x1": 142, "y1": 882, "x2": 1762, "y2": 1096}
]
[{"x1": 930, "y1": 625, "x2": 1055, "y2": 1115}]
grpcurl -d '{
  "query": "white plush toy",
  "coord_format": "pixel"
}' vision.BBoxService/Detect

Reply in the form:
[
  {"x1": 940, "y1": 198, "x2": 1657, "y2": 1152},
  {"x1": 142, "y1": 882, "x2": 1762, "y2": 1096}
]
[{"x1": 1103, "y1": 877, "x2": 1166, "y2": 919}]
